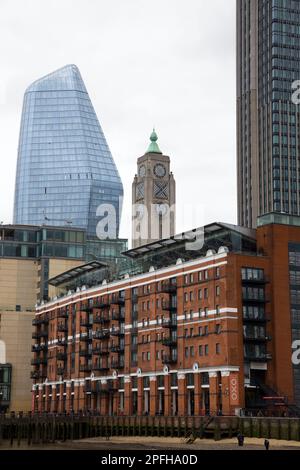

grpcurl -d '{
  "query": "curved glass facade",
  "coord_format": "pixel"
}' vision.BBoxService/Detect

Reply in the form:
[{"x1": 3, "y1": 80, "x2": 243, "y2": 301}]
[{"x1": 13, "y1": 64, "x2": 123, "y2": 237}]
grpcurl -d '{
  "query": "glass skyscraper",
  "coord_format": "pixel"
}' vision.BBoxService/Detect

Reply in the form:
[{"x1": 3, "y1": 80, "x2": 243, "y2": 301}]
[
  {"x1": 237, "y1": 0, "x2": 300, "y2": 228},
  {"x1": 13, "y1": 64, "x2": 123, "y2": 237}
]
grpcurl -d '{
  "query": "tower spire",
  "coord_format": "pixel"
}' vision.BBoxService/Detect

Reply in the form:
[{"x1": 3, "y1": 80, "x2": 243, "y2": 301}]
[{"x1": 146, "y1": 128, "x2": 162, "y2": 154}]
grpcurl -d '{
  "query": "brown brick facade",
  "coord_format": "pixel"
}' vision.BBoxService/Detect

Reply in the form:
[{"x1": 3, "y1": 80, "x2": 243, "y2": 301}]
[{"x1": 31, "y1": 223, "x2": 300, "y2": 416}]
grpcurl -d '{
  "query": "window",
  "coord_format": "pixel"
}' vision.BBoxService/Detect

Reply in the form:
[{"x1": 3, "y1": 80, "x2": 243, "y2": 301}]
[
  {"x1": 147, "y1": 352, "x2": 150, "y2": 361},
  {"x1": 190, "y1": 291, "x2": 194, "y2": 302},
  {"x1": 184, "y1": 292, "x2": 188, "y2": 303},
  {"x1": 216, "y1": 343, "x2": 221, "y2": 355},
  {"x1": 184, "y1": 329, "x2": 188, "y2": 338},
  {"x1": 216, "y1": 305, "x2": 220, "y2": 315},
  {"x1": 216, "y1": 285, "x2": 220, "y2": 296},
  {"x1": 215, "y1": 324, "x2": 221, "y2": 334},
  {"x1": 204, "y1": 307, "x2": 208, "y2": 317},
  {"x1": 198, "y1": 326, "x2": 203, "y2": 336},
  {"x1": 190, "y1": 328, "x2": 194, "y2": 337},
  {"x1": 198, "y1": 271, "x2": 202, "y2": 281},
  {"x1": 199, "y1": 345, "x2": 203, "y2": 356},
  {"x1": 204, "y1": 270, "x2": 208, "y2": 280},
  {"x1": 204, "y1": 325, "x2": 209, "y2": 336},
  {"x1": 205, "y1": 345, "x2": 209, "y2": 356},
  {"x1": 143, "y1": 376, "x2": 150, "y2": 388},
  {"x1": 204, "y1": 288, "x2": 208, "y2": 299},
  {"x1": 198, "y1": 289, "x2": 202, "y2": 300},
  {"x1": 190, "y1": 274, "x2": 194, "y2": 283},
  {"x1": 190, "y1": 346, "x2": 194, "y2": 357},
  {"x1": 171, "y1": 373, "x2": 178, "y2": 387},
  {"x1": 184, "y1": 274, "x2": 188, "y2": 284},
  {"x1": 186, "y1": 373, "x2": 194, "y2": 386},
  {"x1": 185, "y1": 347, "x2": 189, "y2": 358}
]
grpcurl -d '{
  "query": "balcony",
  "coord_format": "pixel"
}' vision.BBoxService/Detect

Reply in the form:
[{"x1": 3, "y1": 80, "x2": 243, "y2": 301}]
[
  {"x1": 111, "y1": 311, "x2": 125, "y2": 321},
  {"x1": 93, "y1": 387, "x2": 112, "y2": 395},
  {"x1": 94, "y1": 315, "x2": 110, "y2": 325},
  {"x1": 32, "y1": 330, "x2": 48, "y2": 339},
  {"x1": 80, "y1": 333, "x2": 93, "y2": 342},
  {"x1": 243, "y1": 314, "x2": 271, "y2": 323},
  {"x1": 57, "y1": 323, "x2": 68, "y2": 333},
  {"x1": 161, "y1": 318, "x2": 177, "y2": 329},
  {"x1": 57, "y1": 309, "x2": 68, "y2": 319},
  {"x1": 79, "y1": 349, "x2": 92, "y2": 357},
  {"x1": 92, "y1": 347, "x2": 109, "y2": 356},
  {"x1": 111, "y1": 346, "x2": 125, "y2": 353},
  {"x1": 32, "y1": 318, "x2": 49, "y2": 326},
  {"x1": 162, "y1": 337, "x2": 177, "y2": 347},
  {"x1": 111, "y1": 360, "x2": 124, "y2": 370},
  {"x1": 31, "y1": 357, "x2": 47, "y2": 366},
  {"x1": 243, "y1": 295, "x2": 269, "y2": 304},
  {"x1": 31, "y1": 371, "x2": 41, "y2": 380},
  {"x1": 79, "y1": 364, "x2": 92, "y2": 373},
  {"x1": 94, "y1": 330, "x2": 110, "y2": 340},
  {"x1": 162, "y1": 301, "x2": 177, "y2": 312},
  {"x1": 162, "y1": 355, "x2": 177, "y2": 365},
  {"x1": 111, "y1": 295, "x2": 125, "y2": 306},
  {"x1": 244, "y1": 353, "x2": 272, "y2": 362},
  {"x1": 80, "y1": 318, "x2": 93, "y2": 328},
  {"x1": 57, "y1": 338, "x2": 67, "y2": 346},
  {"x1": 93, "y1": 364, "x2": 109, "y2": 372},
  {"x1": 32, "y1": 344, "x2": 48, "y2": 353},
  {"x1": 94, "y1": 300, "x2": 110, "y2": 309},
  {"x1": 242, "y1": 276, "x2": 269, "y2": 285},
  {"x1": 160, "y1": 281, "x2": 177, "y2": 294},
  {"x1": 244, "y1": 334, "x2": 271, "y2": 343},
  {"x1": 56, "y1": 352, "x2": 67, "y2": 361},
  {"x1": 110, "y1": 328, "x2": 125, "y2": 337},
  {"x1": 81, "y1": 304, "x2": 93, "y2": 313}
]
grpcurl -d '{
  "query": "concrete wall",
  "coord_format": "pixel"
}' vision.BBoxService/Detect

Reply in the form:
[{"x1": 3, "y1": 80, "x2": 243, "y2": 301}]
[{"x1": 0, "y1": 311, "x2": 34, "y2": 411}]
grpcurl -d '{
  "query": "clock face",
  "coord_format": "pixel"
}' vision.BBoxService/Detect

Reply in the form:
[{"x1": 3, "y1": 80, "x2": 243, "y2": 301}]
[
  {"x1": 154, "y1": 163, "x2": 166, "y2": 178},
  {"x1": 139, "y1": 165, "x2": 146, "y2": 177}
]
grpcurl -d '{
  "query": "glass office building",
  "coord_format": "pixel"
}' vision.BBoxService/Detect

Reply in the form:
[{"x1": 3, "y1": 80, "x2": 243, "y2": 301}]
[
  {"x1": 237, "y1": 0, "x2": 300, "y2": 228},
  {"x1": 13, "y1": 64, "x2": 123, "y2": 237}
]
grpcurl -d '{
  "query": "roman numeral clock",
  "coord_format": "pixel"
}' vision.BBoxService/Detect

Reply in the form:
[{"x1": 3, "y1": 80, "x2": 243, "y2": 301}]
[{"x1": 132, "y1": 130, "x2": 176, "y2": 248}]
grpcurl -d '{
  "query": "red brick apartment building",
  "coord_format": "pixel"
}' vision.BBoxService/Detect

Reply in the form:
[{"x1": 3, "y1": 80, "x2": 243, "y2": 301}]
[{"x1": 32, "y1": 213, "x2": 300, "y2": 417}]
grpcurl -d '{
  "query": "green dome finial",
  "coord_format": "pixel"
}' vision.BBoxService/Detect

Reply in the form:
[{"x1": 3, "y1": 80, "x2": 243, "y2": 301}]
[{"x1": 146, "y1": 128, "x2": 162, "y2": 154}]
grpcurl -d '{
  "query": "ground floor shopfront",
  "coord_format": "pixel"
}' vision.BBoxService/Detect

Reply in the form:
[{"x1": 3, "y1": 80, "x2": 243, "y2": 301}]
[{"x1": 33, "y1": 369, "x2": 242, "y2": 417}]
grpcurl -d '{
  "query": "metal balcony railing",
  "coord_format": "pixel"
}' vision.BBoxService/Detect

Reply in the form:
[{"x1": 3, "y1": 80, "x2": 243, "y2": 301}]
[
  {"x1": 57, "y1": 323, "x2": 68, "y2": 333},
  {"x1": 162, "y1": 355, "x2": 177, "y2": 365},
  {"x1": 94, "y1": 330, "x2": 110, "y2": 340},
  {"x1": 161, "y1": 318, "x2": 177, "y2": 329},
  {"x1": 160, "y1": 281, "x2": 177, "y2": 294},
  {"x1": 92, "y1": 347, "x2": 109, "y2": 355}
]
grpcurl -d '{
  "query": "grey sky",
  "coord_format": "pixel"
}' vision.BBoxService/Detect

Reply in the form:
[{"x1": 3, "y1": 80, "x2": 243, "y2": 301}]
[{"x1": 0, "y1": 0, "x2": 236, "y2": 241}]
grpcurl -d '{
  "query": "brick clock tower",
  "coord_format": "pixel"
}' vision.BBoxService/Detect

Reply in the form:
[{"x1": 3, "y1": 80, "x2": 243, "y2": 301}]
[{"x1": 132, "y1": 130, "x2": 176, "y2": 248}]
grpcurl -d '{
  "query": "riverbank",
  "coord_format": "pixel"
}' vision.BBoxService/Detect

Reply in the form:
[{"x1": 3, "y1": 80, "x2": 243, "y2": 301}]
[{"x1": 1, "y1": 436, "x2": 300, "y2": 450}]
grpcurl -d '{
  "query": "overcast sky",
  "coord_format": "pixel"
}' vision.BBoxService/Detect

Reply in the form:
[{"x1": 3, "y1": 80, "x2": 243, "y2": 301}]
[{"x1": 0, "y1": 0, "x2": 236, "y2": 241}]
